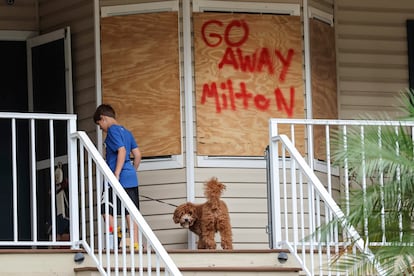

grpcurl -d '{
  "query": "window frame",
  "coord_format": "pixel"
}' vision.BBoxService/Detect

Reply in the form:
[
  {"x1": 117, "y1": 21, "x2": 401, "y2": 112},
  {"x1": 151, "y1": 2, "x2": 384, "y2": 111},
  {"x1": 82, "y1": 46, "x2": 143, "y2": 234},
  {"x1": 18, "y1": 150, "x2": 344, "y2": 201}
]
[
  {"x1": 193, "y1": 0, "x2": 300, "y2": 168},
  {"x1": 98, "y1": 1, "x2": 183, "y2": 171}
]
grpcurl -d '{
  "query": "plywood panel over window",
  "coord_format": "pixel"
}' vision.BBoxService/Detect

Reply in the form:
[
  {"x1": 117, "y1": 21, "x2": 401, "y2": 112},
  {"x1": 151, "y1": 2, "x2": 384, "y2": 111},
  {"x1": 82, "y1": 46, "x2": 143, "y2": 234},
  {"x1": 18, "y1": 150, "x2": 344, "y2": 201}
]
[
  {"x1": 101, "y1": 12, "x2": 180, "y2": 157},
  {"x1": 310, "y1": 18, "x2": 338, "y2": 160},
  {"x1": 193, "y1": 13, "x2": 304, "y2": 157}
]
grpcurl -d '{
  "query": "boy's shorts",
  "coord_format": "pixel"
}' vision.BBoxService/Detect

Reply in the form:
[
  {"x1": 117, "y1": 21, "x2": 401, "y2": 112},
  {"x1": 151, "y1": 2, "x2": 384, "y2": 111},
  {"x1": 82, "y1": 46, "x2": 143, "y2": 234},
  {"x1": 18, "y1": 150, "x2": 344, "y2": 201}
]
[{"x1": 101, "y1": 186, "x2": 140, "y2": 216}]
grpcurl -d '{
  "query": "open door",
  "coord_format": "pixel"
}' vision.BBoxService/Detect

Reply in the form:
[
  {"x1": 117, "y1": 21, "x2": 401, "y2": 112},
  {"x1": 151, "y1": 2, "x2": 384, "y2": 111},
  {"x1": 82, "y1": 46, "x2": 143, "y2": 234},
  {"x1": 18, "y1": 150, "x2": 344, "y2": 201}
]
[
  {"x1": 27, "y1": 27, "x2": 73, "y2": 114},
  {"x1": 26, "y1": 27, "x2": 73, "y2": 240}
]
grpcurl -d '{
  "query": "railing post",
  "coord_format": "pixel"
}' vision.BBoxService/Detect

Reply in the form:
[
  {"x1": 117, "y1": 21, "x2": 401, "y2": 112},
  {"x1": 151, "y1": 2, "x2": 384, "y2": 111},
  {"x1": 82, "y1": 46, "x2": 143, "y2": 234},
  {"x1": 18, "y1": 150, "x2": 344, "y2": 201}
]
[
  {"x1": 268, "y1": 119, "x2": 282, "y2": 248},
  {"x1": 67, "y1": 116, "x2": 79, "y2": 249}
]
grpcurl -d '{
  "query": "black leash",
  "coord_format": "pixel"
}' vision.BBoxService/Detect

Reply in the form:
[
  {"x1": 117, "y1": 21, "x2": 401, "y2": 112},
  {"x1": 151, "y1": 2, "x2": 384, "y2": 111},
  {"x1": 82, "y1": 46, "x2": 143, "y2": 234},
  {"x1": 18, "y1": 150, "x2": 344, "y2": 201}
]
[{"x1": 140, "y1": 194, "x2": 178, "y2": 207}]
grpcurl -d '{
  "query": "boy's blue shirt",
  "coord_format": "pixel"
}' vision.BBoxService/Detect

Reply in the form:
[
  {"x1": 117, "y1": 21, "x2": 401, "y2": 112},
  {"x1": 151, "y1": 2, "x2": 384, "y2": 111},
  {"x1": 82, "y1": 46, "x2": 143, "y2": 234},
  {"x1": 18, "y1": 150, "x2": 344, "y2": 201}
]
[{"x1": 105, "y1": 124, "x2": 139, "y2": 188}]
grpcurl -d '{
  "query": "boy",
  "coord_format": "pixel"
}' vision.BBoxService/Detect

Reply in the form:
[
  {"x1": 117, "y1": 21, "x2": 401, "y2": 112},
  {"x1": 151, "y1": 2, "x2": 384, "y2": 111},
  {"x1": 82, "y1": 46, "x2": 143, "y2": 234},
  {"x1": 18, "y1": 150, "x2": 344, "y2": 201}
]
[{"x1": 93, "y1": 104, "x2": 142, "y2": 250}]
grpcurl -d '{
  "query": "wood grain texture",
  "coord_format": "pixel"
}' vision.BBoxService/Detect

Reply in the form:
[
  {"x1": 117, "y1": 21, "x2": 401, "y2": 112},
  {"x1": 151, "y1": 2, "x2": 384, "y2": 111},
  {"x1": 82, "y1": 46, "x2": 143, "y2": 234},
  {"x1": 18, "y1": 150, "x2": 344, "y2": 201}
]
[
  {"x1": 194, "y1": 13, "x2": 305, "y2": 156},
  {"x1": 101, "y1": 12, "x2": 181, "y2": 157}
]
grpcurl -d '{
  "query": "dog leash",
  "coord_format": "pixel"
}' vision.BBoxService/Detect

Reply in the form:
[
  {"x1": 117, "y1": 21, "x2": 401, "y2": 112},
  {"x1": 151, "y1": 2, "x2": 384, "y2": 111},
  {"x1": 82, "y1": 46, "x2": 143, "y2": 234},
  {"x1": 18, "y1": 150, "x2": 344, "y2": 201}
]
[{"x1": 140, "y1": 194, "x2": 178, "y2": 207}]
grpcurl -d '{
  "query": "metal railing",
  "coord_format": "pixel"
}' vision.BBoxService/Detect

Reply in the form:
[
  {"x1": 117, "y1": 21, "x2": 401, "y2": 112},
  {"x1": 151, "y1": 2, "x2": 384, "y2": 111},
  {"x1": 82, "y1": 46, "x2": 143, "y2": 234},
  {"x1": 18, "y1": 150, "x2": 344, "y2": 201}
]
[
  {"x1": 268, "y1": 118, "x2": 414, "y2": 275},
  {"x1": 0, "y1": 112, "x2": 181, "y2": 276},
  {"x1": 74, "y1": 131, "x2": 181, "y2": 275},
  {"x1": 0, "y1": 112, "x2": 78, "y2": 247}
]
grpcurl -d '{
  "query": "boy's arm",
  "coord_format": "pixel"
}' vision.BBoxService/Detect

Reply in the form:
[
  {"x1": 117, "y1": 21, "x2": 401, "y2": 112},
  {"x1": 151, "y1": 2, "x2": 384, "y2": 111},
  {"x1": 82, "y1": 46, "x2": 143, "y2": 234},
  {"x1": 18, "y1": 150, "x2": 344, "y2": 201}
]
[
  {"x1": 114, "y1": 146, "x2": 127, "y2": 179},
  {"x1": 132, "y1": 147, "x2": 142, "y2": 170}
]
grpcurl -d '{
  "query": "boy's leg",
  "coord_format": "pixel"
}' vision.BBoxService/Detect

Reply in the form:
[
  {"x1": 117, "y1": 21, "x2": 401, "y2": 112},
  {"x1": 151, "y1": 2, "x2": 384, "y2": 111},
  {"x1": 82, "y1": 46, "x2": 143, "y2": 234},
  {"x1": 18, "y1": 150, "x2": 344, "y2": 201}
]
[
  {"x1": 105, "y1": 214, "x2": 114, "y2": 232},
  {"x1": 125, "y1": 187, "x2": 140, "y2": 250},
  {"x1": 126, "y1": 214, "x2": 139, "y2": 248}
]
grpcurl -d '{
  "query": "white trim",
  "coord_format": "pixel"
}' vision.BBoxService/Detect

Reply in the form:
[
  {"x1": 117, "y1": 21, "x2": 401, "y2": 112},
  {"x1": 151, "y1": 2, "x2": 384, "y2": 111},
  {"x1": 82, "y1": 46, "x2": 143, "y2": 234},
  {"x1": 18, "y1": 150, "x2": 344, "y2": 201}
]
[
  {"x1": 98, "y1": 0, "x2": 184, "y2": 171},
  {"x1": 0, "y1": 30, "x2": 37, "y2": 41},
  {"x1": 197, "y1": 156, "x2": 266, "y2": 168},
  {"x1": 308, "y1": 7, "x2": 334, "y2": 26},
  {"x1": 101, "y1": 0, "x2": 178, "y2": 17},
  {"x1": 139, "y1": 155, "x2": 183, "y2": 171},
  {"x1": 196, "y1": 156, "x2": 339, "y2": 170},
  {"x1": 183, "y1": 0, "x2": 196, "y2": 250},
  {"x1": 183, "y1": 1, "x2": 195, "y2": 197},
  {"x1": 193, "y1": 0, "x2": 300, "y2": 15},
  {"x1": 197, "y1": 155, "x2": 340, "y2": 174},
  {"x1": 37, "y1": 155, "x2": 68, "y2": 171},
  {"x1": 26, "y1": 28, "x2": 65, "y2": 48}
]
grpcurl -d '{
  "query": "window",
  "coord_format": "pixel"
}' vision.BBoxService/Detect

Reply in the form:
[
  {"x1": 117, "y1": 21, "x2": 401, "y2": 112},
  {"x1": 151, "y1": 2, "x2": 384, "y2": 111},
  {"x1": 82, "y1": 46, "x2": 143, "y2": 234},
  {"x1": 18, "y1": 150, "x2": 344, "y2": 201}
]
[
  {"x1": 193, "y1": 0, "x2": 303, "y2": 168},
  {"x1": 100, "y1": 1, "x2": 182, "y2": 171}
]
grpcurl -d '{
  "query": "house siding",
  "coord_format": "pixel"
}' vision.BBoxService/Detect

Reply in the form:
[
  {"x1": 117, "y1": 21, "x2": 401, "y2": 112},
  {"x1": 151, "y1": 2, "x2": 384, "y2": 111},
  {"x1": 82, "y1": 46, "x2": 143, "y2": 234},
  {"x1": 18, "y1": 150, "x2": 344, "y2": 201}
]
[
  {"x1": 335, "y1": 0, "x2": 413, "y2": 119},
  {"x1": 0, "y1": 0, "x2": 37, "y2": 30},
  {"x1": 96, "y1": 0, "x2": 336, "y2": 249},
  {"x1": 37, "y1": 0, "x2": 96, "y2": 134},
  {"x1": 6, "y1": 0, "x2": 413, "y2": 251}
]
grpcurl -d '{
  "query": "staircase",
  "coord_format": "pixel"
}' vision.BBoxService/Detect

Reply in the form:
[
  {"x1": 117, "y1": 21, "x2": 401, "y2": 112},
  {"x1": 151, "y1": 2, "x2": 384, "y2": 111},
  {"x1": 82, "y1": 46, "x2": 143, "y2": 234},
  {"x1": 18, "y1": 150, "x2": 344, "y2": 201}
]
[{"x1": 0, "y1": 249, "x2": 302, "y2": 275}]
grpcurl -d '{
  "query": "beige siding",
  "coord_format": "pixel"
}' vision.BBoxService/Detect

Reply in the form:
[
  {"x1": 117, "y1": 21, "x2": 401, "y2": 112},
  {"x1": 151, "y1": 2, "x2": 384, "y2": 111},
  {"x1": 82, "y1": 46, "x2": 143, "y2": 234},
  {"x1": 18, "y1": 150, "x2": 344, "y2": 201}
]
[
  {"x1": 0, "y1": 0, "x2": 37, "y2": 30},
  {"x1": 38, "y1": 0, "x2": 96, "y2": 133},
  {"x1": 335, "y1": 0, "x2": 413, "y2": 119},
  {"x1": 309, "y1": 0, "x2": 333, "y2": 13},
  {"x1": 191, "y1": 168, "x2": 269, "y2": 249},
  {"x1": 139, "y1": 167, "x2": 271, "y2": 249}
]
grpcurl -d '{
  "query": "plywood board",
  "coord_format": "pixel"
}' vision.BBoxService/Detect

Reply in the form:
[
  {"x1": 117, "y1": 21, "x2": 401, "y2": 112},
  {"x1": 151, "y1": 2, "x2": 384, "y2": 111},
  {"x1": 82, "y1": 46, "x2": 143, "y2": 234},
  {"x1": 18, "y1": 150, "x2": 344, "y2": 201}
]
[
  {"x1": 194, "y1": 13, "x2": 305, "y2": 156},
  {"x1": 101, "y1": 12, "x2": 181, "y2": 157}
]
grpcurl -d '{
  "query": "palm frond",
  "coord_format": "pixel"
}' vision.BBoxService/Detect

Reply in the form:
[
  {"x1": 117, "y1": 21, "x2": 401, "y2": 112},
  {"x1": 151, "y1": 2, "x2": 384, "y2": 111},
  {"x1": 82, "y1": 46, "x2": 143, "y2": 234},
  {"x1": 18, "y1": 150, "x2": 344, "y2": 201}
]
[{"x1": 314, "y1": 89, "x2": 414, "y2": 275}]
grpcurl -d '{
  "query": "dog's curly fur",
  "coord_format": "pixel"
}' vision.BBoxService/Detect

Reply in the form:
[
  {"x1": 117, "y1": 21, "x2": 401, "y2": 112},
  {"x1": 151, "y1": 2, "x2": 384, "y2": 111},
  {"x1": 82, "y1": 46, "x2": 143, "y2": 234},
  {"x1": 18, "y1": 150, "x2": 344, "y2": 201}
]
[{"x1": 173, "y1": 177, "x2": 233, "y2": 250}]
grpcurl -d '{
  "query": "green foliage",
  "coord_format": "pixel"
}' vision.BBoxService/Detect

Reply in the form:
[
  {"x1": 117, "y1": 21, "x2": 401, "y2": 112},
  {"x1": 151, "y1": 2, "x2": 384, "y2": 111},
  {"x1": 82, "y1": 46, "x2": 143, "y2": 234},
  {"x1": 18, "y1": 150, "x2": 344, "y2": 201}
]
[{"x1": 321, "y1": 89, "x2": 414, "y2": 275}]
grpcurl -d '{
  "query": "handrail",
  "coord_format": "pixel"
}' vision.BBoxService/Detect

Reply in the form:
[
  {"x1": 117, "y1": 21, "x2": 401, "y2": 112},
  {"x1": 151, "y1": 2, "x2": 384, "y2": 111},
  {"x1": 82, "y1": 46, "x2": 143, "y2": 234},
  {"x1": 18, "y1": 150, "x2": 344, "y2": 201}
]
[
  {"x1": 72, "y1": 131, "x2": 182, "y2": 275},
  {"x1": 0, "y1": 112, "x2": 78, "y2": 248},
  {"x1": 0, "y1": 112, "x2": 181, "y2": 275},
  {"x1": 269, "y1": 134, "x2": 385, "y2": 275}
]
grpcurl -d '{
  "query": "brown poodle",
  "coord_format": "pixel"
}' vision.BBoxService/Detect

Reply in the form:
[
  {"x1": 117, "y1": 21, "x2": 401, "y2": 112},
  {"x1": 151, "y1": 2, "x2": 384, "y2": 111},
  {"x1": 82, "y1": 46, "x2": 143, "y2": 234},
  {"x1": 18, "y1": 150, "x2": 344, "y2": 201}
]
[{"x1": 173, "y1": 177, "x2": 233, "y2": 250}]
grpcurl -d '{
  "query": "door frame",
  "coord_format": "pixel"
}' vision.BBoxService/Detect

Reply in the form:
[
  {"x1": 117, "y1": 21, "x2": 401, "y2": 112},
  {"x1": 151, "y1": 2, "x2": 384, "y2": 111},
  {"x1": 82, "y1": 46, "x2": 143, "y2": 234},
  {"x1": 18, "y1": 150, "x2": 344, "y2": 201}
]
[
  {"x1": 26, "y1": 27, "x2": 74, "y2": 240},
  {"x1": 26, "y1": 27, "x2": 73, "y2": 114}
]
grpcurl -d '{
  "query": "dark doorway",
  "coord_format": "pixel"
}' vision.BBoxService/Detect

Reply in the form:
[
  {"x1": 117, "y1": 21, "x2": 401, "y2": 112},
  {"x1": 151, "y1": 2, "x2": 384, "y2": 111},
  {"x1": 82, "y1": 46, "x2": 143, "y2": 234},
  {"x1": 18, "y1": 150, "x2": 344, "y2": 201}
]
[
  {"x1": 0, "y1": 40, "x2": 31, "y2": 241},
  {"x1": 0, "y1": 28, "x2": 73, "y2": 242}
]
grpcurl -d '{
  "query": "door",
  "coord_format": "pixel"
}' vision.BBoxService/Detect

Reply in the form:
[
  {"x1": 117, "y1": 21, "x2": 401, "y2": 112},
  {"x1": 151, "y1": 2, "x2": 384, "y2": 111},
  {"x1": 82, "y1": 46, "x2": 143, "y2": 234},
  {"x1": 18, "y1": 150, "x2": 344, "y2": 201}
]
[{"x1": 26, "y1": 27, "x2": 73, "y2": 240}]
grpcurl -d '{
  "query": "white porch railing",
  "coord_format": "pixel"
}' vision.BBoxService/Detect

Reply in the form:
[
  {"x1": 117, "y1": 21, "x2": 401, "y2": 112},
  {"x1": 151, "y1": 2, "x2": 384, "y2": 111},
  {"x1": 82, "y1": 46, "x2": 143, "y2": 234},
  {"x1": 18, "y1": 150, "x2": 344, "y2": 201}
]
[
  {"x1": 0, "y1": 112, "x2": 181, "y2": 276},
  {"x1": 0, "y1": 112, "x2": 79, "y2": 247},
  {"x1": 268, "y1": 118, "x2": 414, "y2": 276},
  {"x1": 74, "y1": 131, "x2": 182, "y2": 276}
]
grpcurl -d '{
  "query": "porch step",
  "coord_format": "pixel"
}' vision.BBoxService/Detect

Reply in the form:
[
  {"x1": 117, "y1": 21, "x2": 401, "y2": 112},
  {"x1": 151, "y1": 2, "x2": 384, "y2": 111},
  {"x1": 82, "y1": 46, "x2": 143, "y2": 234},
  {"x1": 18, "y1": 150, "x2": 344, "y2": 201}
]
[
  {"x1": 74, "y1": 249, "x2": 302, "y2": 276},
  {"x1": 0, "y1": 248, "x2": 302, "y2": 275}
]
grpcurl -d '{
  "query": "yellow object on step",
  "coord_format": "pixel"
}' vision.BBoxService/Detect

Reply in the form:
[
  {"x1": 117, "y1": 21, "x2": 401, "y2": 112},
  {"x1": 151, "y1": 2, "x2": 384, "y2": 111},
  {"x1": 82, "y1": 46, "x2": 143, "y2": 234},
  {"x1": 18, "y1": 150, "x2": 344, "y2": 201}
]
[{"x1": 134, "y1": 243, "x2": 139, "y2": 251}]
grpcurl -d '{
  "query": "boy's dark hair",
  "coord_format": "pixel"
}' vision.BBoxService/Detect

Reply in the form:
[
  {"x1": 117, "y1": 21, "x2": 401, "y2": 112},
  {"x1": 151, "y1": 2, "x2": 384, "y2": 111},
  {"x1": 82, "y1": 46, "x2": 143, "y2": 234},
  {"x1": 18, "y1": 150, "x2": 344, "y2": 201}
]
[{"x1": 93, "y1": 104, "x2": 116, "y2": 123}]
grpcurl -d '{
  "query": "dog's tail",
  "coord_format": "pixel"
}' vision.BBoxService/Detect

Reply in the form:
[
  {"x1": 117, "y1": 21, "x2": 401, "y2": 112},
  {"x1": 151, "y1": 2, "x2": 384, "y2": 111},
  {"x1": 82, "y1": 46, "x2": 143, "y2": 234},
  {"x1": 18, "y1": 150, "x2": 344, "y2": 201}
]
[{"x1": 204, "y1": 177, "x2": 226, "y2": 203}]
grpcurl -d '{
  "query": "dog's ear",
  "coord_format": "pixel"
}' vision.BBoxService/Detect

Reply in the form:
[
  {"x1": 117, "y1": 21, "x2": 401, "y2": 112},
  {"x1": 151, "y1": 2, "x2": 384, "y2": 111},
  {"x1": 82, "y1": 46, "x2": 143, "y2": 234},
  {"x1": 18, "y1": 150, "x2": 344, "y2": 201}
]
[{"x1": 172, "y1": 208, "x2": 181, "y2": 223}]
